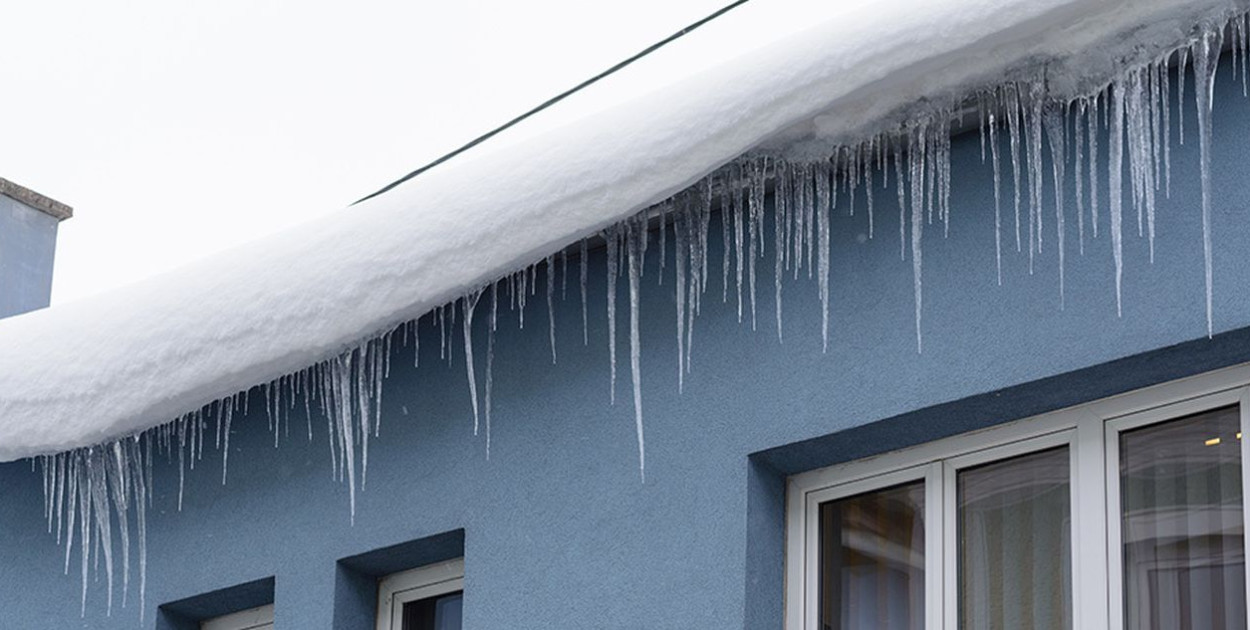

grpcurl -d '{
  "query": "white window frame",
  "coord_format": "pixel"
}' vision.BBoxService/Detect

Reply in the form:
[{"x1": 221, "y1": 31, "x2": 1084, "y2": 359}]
[
  {"x1": 376, "y1": 558, "x2": 465, "y2": 630},
  {"x1": 200, "y1": 604, "x2": 274, "y2": 630},
  {"x1": 785, "y1": 362, "x2": 1250, "y2": 630}
]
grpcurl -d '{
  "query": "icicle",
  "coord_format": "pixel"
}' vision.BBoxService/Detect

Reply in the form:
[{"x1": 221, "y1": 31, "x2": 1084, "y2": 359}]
[
  {"x1": 1090, "y1": 89, "x2": 1101, "y2": 239},
  {"x1": 657, "y1": 204, "x2": 668, "y2": 286},
  {"x1": 734, "y1": 164, "x2": 746, "y2": 324},
  {"x1": 486, "y1": 283, "x2": 497, "y2": 458},
  {"x1": 979, "y1": 95, "x2": 989, "y2": 161},
  {"x1": 546, "y1": 254, "x2": 557, "y2": 364},
  {"x1": 219, "y1": 400, "x2": 233, "y2": 485},
  {"x1": 438, "y1": 305, "x2": 447, "y2": 359},
  {"x1": 802, "y1": 162, "x2": 815, "y2": 278},
  {"x1": 1193, "y1": 25, "x2": 1221, "y2": 337},
  {"x1": 1075, "y1": 99, "x2": 1086, "y2": 256},
  {"x1": 721, "y1": 173, "x2": 732, "y2": 303},
  {"x1": 605, "y1": 226, "x2": 620, "y2": 404},
  {"x1": 1161, "y1": 54, "x2": 1172, "y2": 198},
  {"x1": 626, "y1": 215, "x2": 647, "y2": 481},
  {"x1": 990, "y1": 108, "x2": 1004, "y2": 284},
  {"x1": 1025, "y1": 77, "x2": 1045, "y2": 273},
  {"x1": 675, "y1": 204, "x2": 690, "y2": 392},
  {"x1": 1178, "y1": 47, "x2": 1189, "y2": 145},
  {"x1": 462, "y1": 290, "x2": 482, "y2": 435},
  {"x1": 815, "y1": 162, "x2": 832, "y2": 352},
  {"x1": 1006, "y1": 83, "x2": 1024, "y2": 252},
  {"x1": 580, "y1": 239, "x2": 588, "y2": 346},
  {"x1": 515, "y1": 270, "x2": 528, "y2": 331},
  {"x1": 1150, "y1": 58, "x2": 1162, "y2": 199},
  {"x1": 1044, "y1": 102, "x2": 1067, "y2": 308},
  {"x1": 748, "y1": 159, "x2": 764, "y2": 331},
  {"x1": 894, "y1": 135, "x2": 907, "y2": 261},
  {"x1": 774, "y1": 160, "x2": 787, "y2": 341},
  {"x1": 866, "y1": 137, "x2": 876, "y2": 239},
  {"x1": 1110, "y1": 77, "x2": 1126, "y2": 317},
  {"x1": 909, "y1": 122, "x2": 927, "y2": 353}
]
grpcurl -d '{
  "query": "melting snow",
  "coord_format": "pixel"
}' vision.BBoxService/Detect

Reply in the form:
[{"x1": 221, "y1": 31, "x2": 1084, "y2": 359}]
[{"x1": 7, "y1": 0, "x2": 1250, "y2": 621}]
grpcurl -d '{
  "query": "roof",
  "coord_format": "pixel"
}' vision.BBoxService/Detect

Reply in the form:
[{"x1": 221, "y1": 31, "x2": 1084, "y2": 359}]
[
  {"x1": 0, "y1": 0, "x2": 1237, "y2": 461},
  {"x1": 0, "y1": 177, "x2": 72, "y2": 220}
]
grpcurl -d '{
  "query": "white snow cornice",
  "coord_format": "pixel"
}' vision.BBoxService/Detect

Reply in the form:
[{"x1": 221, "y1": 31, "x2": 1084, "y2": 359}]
[{"x1": 0, "y1": 0, "x2": 1240, "y2": 461}]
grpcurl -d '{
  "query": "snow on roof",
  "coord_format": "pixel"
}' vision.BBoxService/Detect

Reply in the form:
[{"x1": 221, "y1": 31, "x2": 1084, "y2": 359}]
[{"x1": 0, "y1": 0, "x2": 1238, "y2": 462}]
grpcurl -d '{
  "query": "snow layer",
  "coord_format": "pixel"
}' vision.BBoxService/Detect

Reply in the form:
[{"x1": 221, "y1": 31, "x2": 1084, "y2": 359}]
[{"x1": 0, "y1": 0, "x2": 1242, "y2": 461}]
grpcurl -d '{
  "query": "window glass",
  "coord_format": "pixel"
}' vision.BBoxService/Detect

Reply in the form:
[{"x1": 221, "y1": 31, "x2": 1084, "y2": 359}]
[
  {"x1": 819, "y1": 481, "x2": 925, "y2": 630},
  {"x1": 958, "y1": 447, "x2": 1071, "y2": 630},
  {"x1": 1120, "y1": 406, "x2": 1246, "y2": 629},
  {"x1": 402, "y1": 591, "x2": 462, "y2": 630}
]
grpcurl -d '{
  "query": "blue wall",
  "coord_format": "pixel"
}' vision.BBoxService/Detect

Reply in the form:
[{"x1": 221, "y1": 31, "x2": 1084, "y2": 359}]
[
  {"x1": 8, "y1": 60, "x2": 1250, "y2": 628},
  {"x1": 0, "y1": 195, "x2": 59, "y2": 319}
]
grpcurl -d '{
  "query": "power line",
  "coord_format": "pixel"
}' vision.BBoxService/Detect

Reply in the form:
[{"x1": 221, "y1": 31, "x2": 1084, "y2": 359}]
[{"x1": 353, "y1": 0, "x2": 752, "y2": 205}]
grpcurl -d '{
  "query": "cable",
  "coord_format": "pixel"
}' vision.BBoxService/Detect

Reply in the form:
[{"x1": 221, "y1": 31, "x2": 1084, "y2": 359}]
[{"x1": 352, "y1": 0, "x2": 752, "y2": 205}]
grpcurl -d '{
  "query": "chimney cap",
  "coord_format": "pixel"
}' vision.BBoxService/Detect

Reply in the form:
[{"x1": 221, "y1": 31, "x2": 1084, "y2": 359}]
[{"x1": 0, "y1": 178, "x2": 72, "y2": 221}]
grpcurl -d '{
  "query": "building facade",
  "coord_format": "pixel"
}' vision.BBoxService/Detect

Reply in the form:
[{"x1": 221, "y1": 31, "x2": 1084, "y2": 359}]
[{"x1": 2, "y1": 38, "x2": 1250, "y2": 630}]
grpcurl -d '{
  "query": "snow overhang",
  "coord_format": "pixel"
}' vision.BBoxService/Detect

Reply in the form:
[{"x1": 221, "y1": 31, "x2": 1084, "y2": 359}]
[{"x1": 0, "y1": 0, "x2": 1244, "y2": 461}]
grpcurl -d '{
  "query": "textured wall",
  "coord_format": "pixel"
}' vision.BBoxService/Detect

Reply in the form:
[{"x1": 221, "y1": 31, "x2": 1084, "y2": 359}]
[
  {"x1": 7, "y1": 59, "x2": 1250, "y2": 629},
  {"x1": 0, "y1": 195, "x2": 59, "y2": 319}
]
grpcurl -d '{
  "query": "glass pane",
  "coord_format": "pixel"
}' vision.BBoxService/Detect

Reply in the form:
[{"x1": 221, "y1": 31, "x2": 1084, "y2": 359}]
[
  {"x1": 819, "y1": 480, "x2": 925, "y2": 630},
  {"x1": 1121, "y1": 405, "x2": 1246, "y2": 630},
  {"x1": 958, "y1": 446, "x2": 1072, "y2": 630},
  {"x1": 402, "y1": 591, "x2": 463, "y2": 630}
]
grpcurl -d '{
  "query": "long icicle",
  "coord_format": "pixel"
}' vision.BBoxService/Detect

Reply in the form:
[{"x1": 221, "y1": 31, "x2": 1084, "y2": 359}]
[
  {"x1": 1193, "y1": 25, "x2": 1222, "y2": 337},
  {"x1": 626, "y1": 215, "x2": 646, "y2": 481}
]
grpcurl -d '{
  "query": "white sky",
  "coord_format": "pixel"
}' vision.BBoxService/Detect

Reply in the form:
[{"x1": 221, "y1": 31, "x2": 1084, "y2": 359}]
[{"x1": 0, "y1": 1, "x2": 727, "y2": 304}]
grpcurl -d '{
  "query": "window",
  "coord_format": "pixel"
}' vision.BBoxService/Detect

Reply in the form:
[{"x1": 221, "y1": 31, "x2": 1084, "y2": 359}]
[
  {"x1": 376, "y1": 558, "x2": 464, "y2": 630},
  {"x1": 200, "y1": 604, "x2": 274, "y2": 630},
  {"x1": 786, "y1": 367, "x2": 1250, "y2": 629}
]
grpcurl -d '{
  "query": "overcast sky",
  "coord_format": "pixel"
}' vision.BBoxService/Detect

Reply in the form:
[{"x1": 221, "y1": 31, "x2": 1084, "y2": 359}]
[{"x1": 1, "y1": 1, "x2": 727, "y2": 304}]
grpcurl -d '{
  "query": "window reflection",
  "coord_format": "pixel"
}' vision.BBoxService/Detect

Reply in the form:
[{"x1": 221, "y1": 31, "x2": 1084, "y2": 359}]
[
  {"x1": 402, "y1": 591, "x2": 463, "y2": 630},
  {"x1": 1121, "y1": 406, "x2": 1246, "y2": 630},
  {"x1": 958, "y1": 447, "x2": 1071, "y2": 630},
  {"x1": 819, "y1": 481, "x2": 925, "y2": 630}
]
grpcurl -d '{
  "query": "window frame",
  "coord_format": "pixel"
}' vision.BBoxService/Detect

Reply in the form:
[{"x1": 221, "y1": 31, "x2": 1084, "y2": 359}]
[
  {"x1": 375, "y1": 557, "x2": 465, "y2": 630},
  {"x1": 200, "y1": 604, "x2": 274, "y2": 630},
  {"x1": 785, "y1": 363, "x2": 1250, "y2": 630}
]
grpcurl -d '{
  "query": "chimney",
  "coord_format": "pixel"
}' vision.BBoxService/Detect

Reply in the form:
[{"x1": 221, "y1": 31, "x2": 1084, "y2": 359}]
[{"x1": 0, "y1": 178, "x2": 72, "y2": 318}]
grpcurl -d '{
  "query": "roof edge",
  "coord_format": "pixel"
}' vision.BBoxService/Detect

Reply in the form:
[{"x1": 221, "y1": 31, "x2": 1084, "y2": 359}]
[{"x1": 0, "y1": 177, "x2": 73, "y2": 221}]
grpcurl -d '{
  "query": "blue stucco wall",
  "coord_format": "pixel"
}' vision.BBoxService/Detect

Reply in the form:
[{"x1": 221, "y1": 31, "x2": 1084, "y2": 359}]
[
  {"x1": 8, "y1": 59, "x2": 1250, "y2": 628},
  {"x1": 0, "y1": 195, "x2": 59, "y2": 318}
]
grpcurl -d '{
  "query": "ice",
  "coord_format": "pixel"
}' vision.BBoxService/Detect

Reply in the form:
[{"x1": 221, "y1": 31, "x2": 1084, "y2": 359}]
[
  {"x1": 1110, "y1": 76, "x2": 1126, "y2": 317},
  {"x1": 816, "y1": 162, "x2": 832, "y2": 352},
  {"x1": 773, "y1": 160, "x2": 787, "y2": 341},
  {"x1": 486, "y1": 283, "x2": 498, "y2": 458},
  {"x1": 10, "y1": 2, "x2": 1250, "y2": 623},
  {"x1": 1026, "y1": 77, "x2": 1045, "y2": 274},
  {"x1": 1007, "y1": 83, "x2": 1024, "y2": 253},
  {"x1": 1193, "y1": 24, "x2": 1222, "y2": 337},
  {"x1": 580, "y1": 239, "x2": 589, "y2": 346},
  {"x1": 1075, "y1": 99, "x2": 1086, "y2": 256},
  {"x1": 625, "y1": 214, "x2": 646, "y2": 481},
  {"x1": 748, "y1": 159, "x2": 764, "y2": 331},
  {"x1": 674, "y1": 203, "x2": 690, "y2": 392},
  {"x1": 909, "y1": 122, "x2": 927, "y2": 354},
  {"x1": 606, "y1": 225, "x2": 620, "y2": 404},
  {"x1": 1044, "y1": 103, "x2": 1067, "y2": 307},
  {"x1": 734, "y1": 166, "x2": 746, "y2": 324},
  {"x1": 462, "y1": 290, "x2": 482, "y2": 436},
  {"x1": 546, "y1": 254, "x2": 557, "y2": 364},
  {"x1": 1089, "y1": 90, "x2": 1101, "y2": 239}
]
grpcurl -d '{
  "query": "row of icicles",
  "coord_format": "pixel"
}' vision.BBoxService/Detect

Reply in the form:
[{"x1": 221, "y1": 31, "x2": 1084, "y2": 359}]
[{"x1": 33, "y1": 12, "x2": 1245, "y2": 622}]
